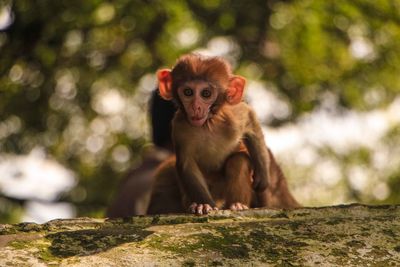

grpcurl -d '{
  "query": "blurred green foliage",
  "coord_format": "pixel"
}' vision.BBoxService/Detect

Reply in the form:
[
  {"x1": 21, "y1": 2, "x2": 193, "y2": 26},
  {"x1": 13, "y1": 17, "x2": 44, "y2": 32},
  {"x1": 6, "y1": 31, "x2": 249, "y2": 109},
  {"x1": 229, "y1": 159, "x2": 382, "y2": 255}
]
[{"x1": 0, "y1": 0, "x2": 399, "y2": 221}]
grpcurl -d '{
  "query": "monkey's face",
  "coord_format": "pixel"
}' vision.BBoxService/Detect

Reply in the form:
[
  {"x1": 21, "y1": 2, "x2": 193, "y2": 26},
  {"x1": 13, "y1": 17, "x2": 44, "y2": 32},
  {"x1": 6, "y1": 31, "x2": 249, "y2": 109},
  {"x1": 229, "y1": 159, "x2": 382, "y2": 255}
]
[{"x1": 177, "y1": 80, "x2": 218, "y2": 127}]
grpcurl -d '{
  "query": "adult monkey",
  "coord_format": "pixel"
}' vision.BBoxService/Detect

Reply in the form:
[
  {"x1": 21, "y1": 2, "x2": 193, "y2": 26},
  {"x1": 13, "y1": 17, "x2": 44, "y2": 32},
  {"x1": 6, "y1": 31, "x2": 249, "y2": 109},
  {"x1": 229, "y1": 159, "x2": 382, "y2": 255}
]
[
  {"x1": 106, "y1": 90, "x2": 175, "y2": 217},
  {"x1": 147, "y1": 54, "x2": 299, "y2": 215}
]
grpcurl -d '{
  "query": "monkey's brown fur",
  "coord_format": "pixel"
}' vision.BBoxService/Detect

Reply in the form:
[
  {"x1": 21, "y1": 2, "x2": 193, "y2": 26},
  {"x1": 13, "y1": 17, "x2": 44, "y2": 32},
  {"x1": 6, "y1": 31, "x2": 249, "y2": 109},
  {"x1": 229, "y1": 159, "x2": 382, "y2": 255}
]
[{"x1": 148, "y1": 54, "x2": 299, "y2": 215}]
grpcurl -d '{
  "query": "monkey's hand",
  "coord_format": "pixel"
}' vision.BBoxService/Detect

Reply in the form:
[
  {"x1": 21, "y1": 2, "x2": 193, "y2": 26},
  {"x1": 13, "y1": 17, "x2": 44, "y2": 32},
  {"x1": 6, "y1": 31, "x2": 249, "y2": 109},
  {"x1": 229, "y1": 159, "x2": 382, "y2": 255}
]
[
  {"x1": 229, "y1": 202, "x2": 249, "y2": 211},
  {"x1": 189, "y1": 202, "x2": 218, "y2": 215}
]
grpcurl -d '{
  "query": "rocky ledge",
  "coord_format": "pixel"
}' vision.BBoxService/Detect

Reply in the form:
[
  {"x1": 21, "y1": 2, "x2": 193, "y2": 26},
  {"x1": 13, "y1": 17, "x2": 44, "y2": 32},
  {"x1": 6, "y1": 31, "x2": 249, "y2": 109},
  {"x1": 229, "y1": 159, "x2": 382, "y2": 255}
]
[{"x1": 0, "y1": 204, "x2": 399, "y2": 266}]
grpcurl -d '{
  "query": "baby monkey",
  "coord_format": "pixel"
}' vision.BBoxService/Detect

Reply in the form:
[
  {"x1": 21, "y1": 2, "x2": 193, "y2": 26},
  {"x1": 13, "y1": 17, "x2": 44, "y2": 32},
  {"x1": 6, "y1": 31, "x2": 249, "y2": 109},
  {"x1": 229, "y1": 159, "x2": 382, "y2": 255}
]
[{"x1": 147, "y1": 54, "x2": 299, "y2": 215}]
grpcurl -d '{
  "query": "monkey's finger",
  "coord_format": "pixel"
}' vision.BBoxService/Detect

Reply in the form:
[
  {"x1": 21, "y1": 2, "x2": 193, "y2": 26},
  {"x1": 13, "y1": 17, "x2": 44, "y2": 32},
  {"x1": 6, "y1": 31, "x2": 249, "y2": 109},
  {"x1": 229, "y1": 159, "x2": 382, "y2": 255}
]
[
  {"x1": 232, "y1": 203, "x2": 240, "y2": 210},
  {"x1": 189, "y1": 202, "x2": 198, "y2": 214},
  {"x1": 196, "y1": 204, "x2": 204, "y2": 215},
  {"x1": 203, "y1": 204, "x2": 214, "y2": 214},
  {"x1": 236, "y1": 203, "x2": 249, "y2": 210},
  {"x1": 230, "y1": 202, "x2": 249, "y2": 211}
]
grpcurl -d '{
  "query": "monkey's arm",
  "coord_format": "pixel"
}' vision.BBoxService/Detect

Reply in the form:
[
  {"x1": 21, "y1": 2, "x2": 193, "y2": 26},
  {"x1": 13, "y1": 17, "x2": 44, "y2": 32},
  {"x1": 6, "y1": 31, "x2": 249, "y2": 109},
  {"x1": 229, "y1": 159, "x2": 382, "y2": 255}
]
[
  {"x1": 175, "y1": 152, "x2": 216, "y2": 207},
  {"x1": 243, "y1": 110, "x2": 270, "y2": 192},
  {"x1": 171, "y1": 113, "x2": 216, "y2": 209}
]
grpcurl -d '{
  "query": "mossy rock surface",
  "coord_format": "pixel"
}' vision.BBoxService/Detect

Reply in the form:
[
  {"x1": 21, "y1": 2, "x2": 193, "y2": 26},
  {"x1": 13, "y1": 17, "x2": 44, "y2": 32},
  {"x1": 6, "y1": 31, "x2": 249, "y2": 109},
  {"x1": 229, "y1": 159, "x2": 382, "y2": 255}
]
[{"x1": 0, "y1": 204, "x2": 399, "y2": 266}]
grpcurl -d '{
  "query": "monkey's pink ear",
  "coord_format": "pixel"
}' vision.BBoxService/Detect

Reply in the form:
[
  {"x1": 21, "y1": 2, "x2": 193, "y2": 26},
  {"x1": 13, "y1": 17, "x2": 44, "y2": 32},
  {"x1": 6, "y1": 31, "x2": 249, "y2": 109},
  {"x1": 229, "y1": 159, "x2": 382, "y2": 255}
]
[
  {"x1": 157, "y1": 69, "x2": 173, "y2": 100},
  {"x1": 226, "y1": 75, "x2": 246, "y2": 105}
]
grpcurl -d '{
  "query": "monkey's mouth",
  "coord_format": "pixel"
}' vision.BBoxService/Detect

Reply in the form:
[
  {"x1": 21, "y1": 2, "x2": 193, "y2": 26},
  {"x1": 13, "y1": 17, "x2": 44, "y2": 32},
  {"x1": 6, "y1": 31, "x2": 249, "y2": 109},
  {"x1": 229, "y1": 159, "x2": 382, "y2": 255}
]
[{"x1": 190, "y1": 116, "x2": 207, "y2": 127}]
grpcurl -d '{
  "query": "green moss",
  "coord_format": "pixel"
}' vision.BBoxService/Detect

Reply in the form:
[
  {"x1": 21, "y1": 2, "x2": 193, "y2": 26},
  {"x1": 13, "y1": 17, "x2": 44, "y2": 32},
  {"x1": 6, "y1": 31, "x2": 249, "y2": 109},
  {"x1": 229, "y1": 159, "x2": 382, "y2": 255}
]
[
  {"x1": 8, "y1": 238, "x2": 61, "y2": 264},
  {"x1": 145, "y1": 233, "x2": 171, "y2": 251},
  {"x1": 325, "y1": 218, "x2": 346, "y2": 225},
  {"x1": 195, "y1": 232, "x2": 249, "y2": 259},
  {"x1": 0, "y1": 225, "x2": 17, "y2": 235},
  {"x1": 263, "y1": 247, "x2": 281, "y2": 262},
  {"x1": 369, "y1": 246, "x2": 390, "y2": 258},
  {"x1": 330, "y1": 248, "x2": 348, "y2": 257},
  {"x1": 359, "y1": 228, "x2": 372, "y2": 237},
  {"x1": 318, "y1": 233, "x2": 340, "y2": 243},
  {"x1": 287, "y1": 221, "x2": 302, "y2": 231},
  {"x1": 4, "y1": 224, "x2": 37, "y2": 235},
  {"x1": 369, "y1": 205, "x2": 394, "y2": 210},
  {"x1": 381, "y1": 229, "x2": 396, "y2": 238},
  {"x1": 9, "y1": 240, "x2": 31, "y2": 249},
  {"x1": 270, "y1": 212, "x2": 289, "y2": 219},
  {"x1": 374, "y1": 216, "x2": 397, "y2": 222},
  {"x1": 146, "y1": 225, "x2": 250, "y2": 260},
  {"x1": 2, "y1": 205, "x2": 400, "y2": 265},
  {"x1": 346, "y1": 240, "x2": 365, "y2": 249},
  {"x1": 105, "y1": 216, "x2": 154, "y2": 227},
  {"x1": 211, "y1": 260, "x2": 223, "y2": 266},
  {"x1": 182, "y1": 260, "x2": 196, "y2": 267},
  {"x1": 247, "y1": 229, "x2": 307, "y2": 264},
  {"x1": 150, "y1": 215, "x2": 209, "y2": 225},
  {"x1": 147, "y1": 222, "x2": 310, "y2": 264},
  {"x1": 38, "y1": 248, "x2": 57, "y2": 262},
  {"x1": 293, "y1": 212, "x2": 311, "y2": 217},
  {"x1": 36, "y1": 243, "x2": 60, "y2": 263},
  {"x1": 46, "y1": 227, "x2": 152, "y2": 258},
  {"x1": 15, "y1": 223, "x2": 42, "y2": 232}
]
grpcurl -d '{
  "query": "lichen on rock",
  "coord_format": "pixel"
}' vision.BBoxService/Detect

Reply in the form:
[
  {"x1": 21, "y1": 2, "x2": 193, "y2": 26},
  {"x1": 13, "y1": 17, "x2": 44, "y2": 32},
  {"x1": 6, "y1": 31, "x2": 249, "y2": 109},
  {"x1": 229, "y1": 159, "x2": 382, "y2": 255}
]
[{"x1": 0, "y1": 204, "x2": 399, "y2": 266}]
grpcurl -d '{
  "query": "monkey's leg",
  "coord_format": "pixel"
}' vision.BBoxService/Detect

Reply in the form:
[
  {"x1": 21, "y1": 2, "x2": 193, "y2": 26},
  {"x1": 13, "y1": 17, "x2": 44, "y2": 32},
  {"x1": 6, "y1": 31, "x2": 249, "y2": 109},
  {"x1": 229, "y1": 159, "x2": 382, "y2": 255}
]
[
  {"x1": 256, "y1": 149, "x2": 301, "y2": 209},
  {"x1": 223, "y1": 152, "x2": 254, "y2": 210}
]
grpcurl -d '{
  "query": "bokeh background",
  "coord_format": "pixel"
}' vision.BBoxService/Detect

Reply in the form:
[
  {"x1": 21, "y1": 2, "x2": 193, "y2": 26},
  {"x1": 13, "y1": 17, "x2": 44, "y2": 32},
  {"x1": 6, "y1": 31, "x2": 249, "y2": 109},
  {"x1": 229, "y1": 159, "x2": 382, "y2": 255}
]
[{"x1": 0, "y1": 0, "x2": 399, "y2": 223}]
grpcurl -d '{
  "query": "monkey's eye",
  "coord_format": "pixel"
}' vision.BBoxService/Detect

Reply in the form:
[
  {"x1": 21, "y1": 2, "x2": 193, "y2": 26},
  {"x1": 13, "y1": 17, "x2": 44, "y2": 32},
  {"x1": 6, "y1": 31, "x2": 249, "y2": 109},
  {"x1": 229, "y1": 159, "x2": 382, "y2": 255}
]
[
  {"x1": 183, "y1": 88, "x2": 193, "y2": 97},
  {"x1": 201, "y1": 89, "x2": 212, "y2": 98}
]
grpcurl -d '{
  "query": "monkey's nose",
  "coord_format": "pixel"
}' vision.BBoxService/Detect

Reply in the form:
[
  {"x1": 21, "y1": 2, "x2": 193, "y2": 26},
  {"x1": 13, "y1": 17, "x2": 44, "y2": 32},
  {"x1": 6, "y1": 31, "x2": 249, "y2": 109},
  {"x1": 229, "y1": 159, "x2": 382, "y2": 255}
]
[{"x1": 191, "y1": 104, "x2": 201, "y2": 113}]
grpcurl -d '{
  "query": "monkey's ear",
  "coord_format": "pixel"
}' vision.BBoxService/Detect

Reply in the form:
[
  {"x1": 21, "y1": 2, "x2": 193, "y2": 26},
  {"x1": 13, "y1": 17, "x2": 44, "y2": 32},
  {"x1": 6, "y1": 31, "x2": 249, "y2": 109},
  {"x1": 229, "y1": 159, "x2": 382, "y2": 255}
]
[
  {"x1": 157, "y1": 69, "x2": 173, "y2": 100},
  {"x1": 226, "y1": 75, "x2": 246, "y2": 105}
]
